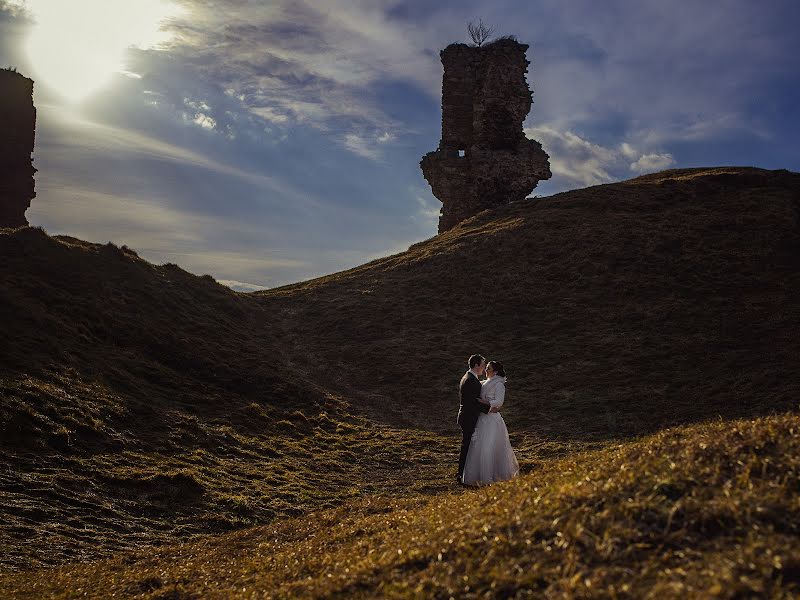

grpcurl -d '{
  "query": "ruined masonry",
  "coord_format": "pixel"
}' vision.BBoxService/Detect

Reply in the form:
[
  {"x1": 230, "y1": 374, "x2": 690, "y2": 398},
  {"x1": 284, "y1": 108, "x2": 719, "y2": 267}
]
[
  {"x1": 421, "y1": 38, "x2": 551, "y2": 233},
  {"x1": 0, "y1": 68, "x2": 37, "y2": 228}
]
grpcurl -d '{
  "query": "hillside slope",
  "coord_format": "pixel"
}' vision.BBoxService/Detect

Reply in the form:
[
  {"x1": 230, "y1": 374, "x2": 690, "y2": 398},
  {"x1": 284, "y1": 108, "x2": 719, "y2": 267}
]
[
  {"x1": 3, "y1": 413, "x2": 799, "y2": 598},
  {"x1": 257, "y1": 167, "x2": 800, "y2": 440},
  {"x1": 0, "y1": 228, "x2": 453, "y2": 570}
]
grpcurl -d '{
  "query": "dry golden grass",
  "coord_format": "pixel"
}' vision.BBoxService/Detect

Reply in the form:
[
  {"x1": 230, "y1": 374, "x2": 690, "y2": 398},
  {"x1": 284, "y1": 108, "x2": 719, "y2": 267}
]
[
  {"x1": 0, "y1": 370, "x2": 460, "y2": 570},
  {"x1": 2, "y1": 413, "x2": 799, "y2": 598}
]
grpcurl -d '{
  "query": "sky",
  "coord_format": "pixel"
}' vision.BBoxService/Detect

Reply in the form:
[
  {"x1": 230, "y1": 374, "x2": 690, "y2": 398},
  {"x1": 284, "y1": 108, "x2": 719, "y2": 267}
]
[{"x1": 1, "y1": 0, "x2": 798, "y2": 290}]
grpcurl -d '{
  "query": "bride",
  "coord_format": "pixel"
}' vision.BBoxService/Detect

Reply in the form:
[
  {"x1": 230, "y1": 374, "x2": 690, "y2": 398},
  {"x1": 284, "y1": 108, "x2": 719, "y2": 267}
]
[{"x1": 462, "y1": 361, "x2": 520, "y2": 486}]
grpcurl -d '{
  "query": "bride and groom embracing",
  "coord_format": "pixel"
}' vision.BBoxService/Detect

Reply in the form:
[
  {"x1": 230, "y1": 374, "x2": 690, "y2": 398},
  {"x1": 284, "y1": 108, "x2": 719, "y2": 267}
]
[{"x1": 456, "y1": 354, "x2": 520, "y2": 487}]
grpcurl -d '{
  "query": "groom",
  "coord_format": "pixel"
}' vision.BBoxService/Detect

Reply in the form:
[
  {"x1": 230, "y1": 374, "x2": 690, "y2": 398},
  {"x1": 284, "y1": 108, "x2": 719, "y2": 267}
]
[{"x1": 456, "y1": 354, "x2": 490, "y2": 484}]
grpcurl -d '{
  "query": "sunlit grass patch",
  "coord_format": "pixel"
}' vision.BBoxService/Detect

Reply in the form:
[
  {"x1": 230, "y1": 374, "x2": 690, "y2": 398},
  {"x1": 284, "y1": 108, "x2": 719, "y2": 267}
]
[{"x1": 4, "y1": 413, "x2": 799, "y2": 598}]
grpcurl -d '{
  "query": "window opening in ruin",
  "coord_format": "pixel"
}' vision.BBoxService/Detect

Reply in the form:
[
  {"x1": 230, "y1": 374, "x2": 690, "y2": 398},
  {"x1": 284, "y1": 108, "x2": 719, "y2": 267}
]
[{"x1": 458, "y1": 149, "x2": 465, "y2": 157}]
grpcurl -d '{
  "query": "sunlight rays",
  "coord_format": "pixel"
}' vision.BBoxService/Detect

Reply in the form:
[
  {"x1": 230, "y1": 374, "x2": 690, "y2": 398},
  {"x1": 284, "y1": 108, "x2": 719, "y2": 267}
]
[{"x1": 15, "y1": 0, "x2": 182, "y2": 101}]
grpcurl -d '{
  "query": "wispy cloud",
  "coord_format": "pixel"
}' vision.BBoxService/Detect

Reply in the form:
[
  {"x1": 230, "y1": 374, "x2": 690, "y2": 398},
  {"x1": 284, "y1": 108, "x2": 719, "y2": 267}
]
[
  {"x1": 528, "y1": 126, "x2": 618, "y2": 189},
  {"x1": 216, "y1": 279, "x2": 270, "y2": 293},
  {"x1": 526, "y1": 0, "x2": 798, "y2": 138},
  {"x1": 527, "y1": 125, "x2": 676, "y2": 192},
  {"x1": 29, "y1": 182, "x2": 311, "y2": 286},
  {"x1": 26, "y1": 97, "x2": 429, "y2": 286},
  {"x1": 143, "y1": 0, "x2": 791, "y2": 191},
  {"x1": 629, "y1": 152, "x2": 676, "y2": 174},
  {"x1": 409, "y1": 185, "x2": 441, "y2": 225},
  {"x1": 141, "y1": 0, "x2": 444, "y2": 158},
  {"x1": 341, "y1": 130, "x2": 399, "y2": 161},
  {"x1": 41, "y1": 105, "x2": 314, "y2": 203}
]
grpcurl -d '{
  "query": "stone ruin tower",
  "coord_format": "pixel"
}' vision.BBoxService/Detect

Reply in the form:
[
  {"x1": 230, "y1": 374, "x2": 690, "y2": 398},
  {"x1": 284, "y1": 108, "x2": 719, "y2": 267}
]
[
  {"x1": 420, "y1": 38, "x2": 551, "y2": 233},
  {"x1": 0, "y1": 68, "x2": 37, "y2": 228}
]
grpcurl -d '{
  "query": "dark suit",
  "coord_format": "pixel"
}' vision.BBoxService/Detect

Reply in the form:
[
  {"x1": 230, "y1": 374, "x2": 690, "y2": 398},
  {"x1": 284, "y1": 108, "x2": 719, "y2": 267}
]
[{"x1": 457, "y1": 370, "x2": 489, "y2": 481}]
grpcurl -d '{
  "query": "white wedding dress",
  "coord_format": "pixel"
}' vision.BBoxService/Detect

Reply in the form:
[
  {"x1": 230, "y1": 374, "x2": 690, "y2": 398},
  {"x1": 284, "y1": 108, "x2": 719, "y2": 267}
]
[{"x1": 462, "y1": 376, "x2": 520, "y2": 486}]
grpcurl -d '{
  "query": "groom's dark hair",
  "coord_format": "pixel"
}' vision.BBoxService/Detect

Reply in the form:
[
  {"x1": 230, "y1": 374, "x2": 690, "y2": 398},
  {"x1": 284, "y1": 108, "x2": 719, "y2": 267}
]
[{"x1": 468, "y1": 354, "x2": 485, "y2": 369}]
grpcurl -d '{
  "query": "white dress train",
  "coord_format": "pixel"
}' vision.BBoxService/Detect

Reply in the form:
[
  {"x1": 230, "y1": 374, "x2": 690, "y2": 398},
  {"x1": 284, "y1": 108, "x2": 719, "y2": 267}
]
[{"x1": 462, "y1": 375, "x2": 520, "y2": 486}]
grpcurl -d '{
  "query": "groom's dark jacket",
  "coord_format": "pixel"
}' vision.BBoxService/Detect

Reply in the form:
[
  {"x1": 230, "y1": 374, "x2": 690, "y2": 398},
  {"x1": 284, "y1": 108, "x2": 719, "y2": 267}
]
[{"x1": 457, "y1": 370, "x2": 490, "y2": 427}]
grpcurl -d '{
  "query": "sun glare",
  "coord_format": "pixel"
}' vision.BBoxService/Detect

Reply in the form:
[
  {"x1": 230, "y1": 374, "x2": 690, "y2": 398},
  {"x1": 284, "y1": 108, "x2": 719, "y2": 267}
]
[{"x1": 18, "y1": 0, "x2": 182, "y2": 101}]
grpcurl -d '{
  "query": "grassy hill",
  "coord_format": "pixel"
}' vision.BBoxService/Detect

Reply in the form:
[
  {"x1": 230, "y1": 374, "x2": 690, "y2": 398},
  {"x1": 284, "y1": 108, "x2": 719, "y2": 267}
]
[
  {"x1": 0, "y1": 227, "x2": 455, "y2": 570},
  {"x1": 1, "y1": 166, "x2": 799, "y2": 595},
  {"x1": 256, "y1": 167, "x2": 800, "y2": 439}
]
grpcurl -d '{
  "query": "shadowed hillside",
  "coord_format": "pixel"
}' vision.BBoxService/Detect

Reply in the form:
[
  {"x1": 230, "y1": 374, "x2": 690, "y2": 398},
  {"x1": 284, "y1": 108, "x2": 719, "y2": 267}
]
[
  {"x1": 0, "y1": 228, "x2": 454, "y2": 570},
  {"x1": 256, "y1": 167, "x2": 800, "y2": 440}
]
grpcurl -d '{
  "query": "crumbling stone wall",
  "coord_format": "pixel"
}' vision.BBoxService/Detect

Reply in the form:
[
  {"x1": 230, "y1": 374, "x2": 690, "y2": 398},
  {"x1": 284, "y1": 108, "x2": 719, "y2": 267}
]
[
  {"x1": 421, "y1": 38, "x2": 551, "y2": 233},
  {"x1": 0, "y1": 68, "x2": 36, "y2": 228}
]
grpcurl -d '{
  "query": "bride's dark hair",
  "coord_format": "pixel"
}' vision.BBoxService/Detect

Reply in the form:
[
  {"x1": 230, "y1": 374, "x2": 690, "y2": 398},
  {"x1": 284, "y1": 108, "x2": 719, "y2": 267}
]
[{"x1": 488, "y1": 360, "x2": 506, "y2": 378}]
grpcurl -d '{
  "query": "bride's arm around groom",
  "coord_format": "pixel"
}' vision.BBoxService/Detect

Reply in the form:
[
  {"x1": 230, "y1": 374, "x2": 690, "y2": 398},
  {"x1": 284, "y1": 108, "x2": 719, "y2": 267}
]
[
  {"x1": 488, "y1": 379, "x2": 505, "y2": 413},
  {"x1": 482, "y1": 361, "x2": 506, "y2": 413}
]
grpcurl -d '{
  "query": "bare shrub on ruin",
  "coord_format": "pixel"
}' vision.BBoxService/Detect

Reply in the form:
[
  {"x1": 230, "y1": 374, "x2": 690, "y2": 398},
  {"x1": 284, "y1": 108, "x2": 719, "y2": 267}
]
[{"x1": 467, "y1": 19, "x2": 494, "y2": 47}]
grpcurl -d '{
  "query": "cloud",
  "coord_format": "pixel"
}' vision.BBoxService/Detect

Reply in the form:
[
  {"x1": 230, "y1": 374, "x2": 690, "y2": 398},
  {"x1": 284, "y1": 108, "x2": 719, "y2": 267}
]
[
  {"x1": 141, "y1": 0, "x2": 444, "y2": 158},
  {"x1": 0, "y1": 0, "x2": 31, "y2": 22},
  {"x1": 192, "y1": 113, "x2": 216, "y2": 130},
  {"x1": 342, "y1": 133, "x2": 382, "y2": 160},
  {"x1": 250, "y1": 105, "x2": 290, "y2": 124},
  {"x1": 40, "y1": 104, "x2": 319, "y2": 208},
  {"x1": 629, "y1": 152, "x2": 676, "y2": 173},
  {"x1": 341, "y1": 130, "x2": 398, "y2": 160},
  {"x1": 527, "y1": 126, "x2": 618, "y2": 189},
  {"x1": 622, "y1": 141, "x2": 676, "y2": 173},
  {"x1": 409, "y1": 186, "x2": 440, "y2": 225},
  {"x1": 216, "y1": 279, "x2": 270, "y2": 293},
  {"x1": 28, "y1": 182, "x2": 310, "y2": 285},
  {"x1": 637, "y1": 113, "x2": 773, "y2": 147},
  {"x1": 526, "y1": 125, "x2": 678, "y2": 192},
  {"x1": 0, "y1": 1, "x2": 31, "y2": 70},
  {"x1": 620, "y1": 142, "x2": 638, "y2": 160},
  {"x1": 521, "y1": 0, "x2": 799, "y2": 153}
]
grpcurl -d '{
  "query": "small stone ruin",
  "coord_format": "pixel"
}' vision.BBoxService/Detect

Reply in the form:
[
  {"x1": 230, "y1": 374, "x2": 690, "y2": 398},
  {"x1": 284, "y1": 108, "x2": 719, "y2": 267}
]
[
  {"x1": 0, "y1": 68, "x2": 37, "y2": 228},
  {"x1": 421, "y1": 38, "x2": 551, "y2": 233}
]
